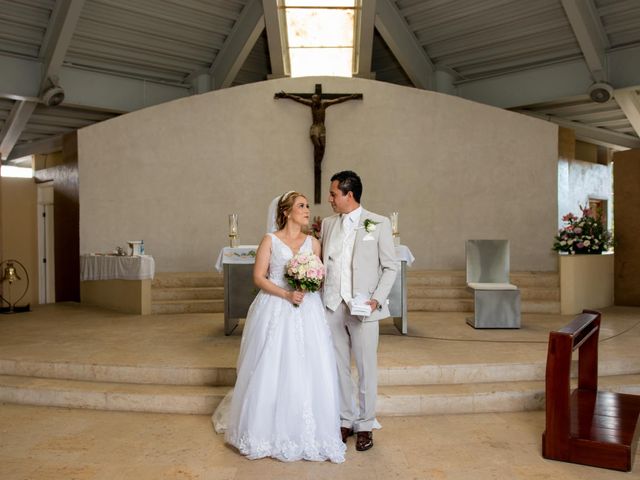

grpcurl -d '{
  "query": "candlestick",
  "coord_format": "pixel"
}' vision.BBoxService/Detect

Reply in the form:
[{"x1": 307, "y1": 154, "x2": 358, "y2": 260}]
[
  {"x1": 229, "y1": 213, "x2": 239, "y2": 247},
  {"x1": 390, "y1": 212, "x2": 400, "y2": 245}
]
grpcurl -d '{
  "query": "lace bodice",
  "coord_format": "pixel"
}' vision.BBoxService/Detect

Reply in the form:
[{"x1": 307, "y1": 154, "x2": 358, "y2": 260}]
[{"x1": 267, "y1": 233, "x2": 313, "y2": 288}]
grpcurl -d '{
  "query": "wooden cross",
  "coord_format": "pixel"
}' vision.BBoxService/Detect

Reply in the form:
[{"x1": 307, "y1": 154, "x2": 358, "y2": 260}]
[{"x1": 275, "y1": 84, "x2": 363, "y2": 204}]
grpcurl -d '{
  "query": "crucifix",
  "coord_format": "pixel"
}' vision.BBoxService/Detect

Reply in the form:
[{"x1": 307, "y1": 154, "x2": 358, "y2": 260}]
[{"x1": 275, "y1": 84, "x2": 363, "y2": 204}]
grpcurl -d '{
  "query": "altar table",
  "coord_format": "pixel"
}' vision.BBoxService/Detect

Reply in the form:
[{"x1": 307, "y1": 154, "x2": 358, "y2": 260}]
[{"x1": 80, "y1": 254, "x2": 155, "y2": 314}]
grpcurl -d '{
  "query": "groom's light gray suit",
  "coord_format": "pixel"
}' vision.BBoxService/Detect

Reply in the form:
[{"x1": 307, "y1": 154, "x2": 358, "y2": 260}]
[{"x1": 321, "y1": 208, "x2": 397, "y2": 431}]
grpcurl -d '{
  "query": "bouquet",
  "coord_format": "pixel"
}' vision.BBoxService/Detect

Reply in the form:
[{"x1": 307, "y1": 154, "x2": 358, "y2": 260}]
[
  {"x1": 285, "y1": 252, "x2": 325, "y2": 306},
  {"x1": 553, "y1": 206, "x2": 612, "y2": 255}
]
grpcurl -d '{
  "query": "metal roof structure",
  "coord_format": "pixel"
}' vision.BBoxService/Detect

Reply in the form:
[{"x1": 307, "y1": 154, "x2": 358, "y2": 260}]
[{"x1": 1, "y1": 0, "x2": 639, "y2": 164}]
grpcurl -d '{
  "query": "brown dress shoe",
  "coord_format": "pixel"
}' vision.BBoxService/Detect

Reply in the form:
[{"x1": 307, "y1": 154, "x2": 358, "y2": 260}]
[
  {"x1": 341, "y1": 427, "x2": 353, "y2": 443},
  {"x1": 356, "y1": 431, "x2": 373, "y2": 451}
]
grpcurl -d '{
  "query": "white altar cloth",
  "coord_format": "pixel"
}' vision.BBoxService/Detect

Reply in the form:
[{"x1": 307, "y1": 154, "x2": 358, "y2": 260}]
[
  {"x1": 215, "y1": 246, "x2": 259, "y2": 272},
  {"x1": 395, "y1": 245, "x2": 415, "y2": 266},
  {"x1": 80, "y1": 254, "x2": 155, "y2": 281},
  {"x1": 214, "y1": 244, "x2": 414, "y2": 272}
]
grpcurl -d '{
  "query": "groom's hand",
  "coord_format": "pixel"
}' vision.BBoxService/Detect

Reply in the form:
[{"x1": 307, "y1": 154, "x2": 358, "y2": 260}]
[{"x1": 366, "y1": 299, "x2": 379, "y2": 312}]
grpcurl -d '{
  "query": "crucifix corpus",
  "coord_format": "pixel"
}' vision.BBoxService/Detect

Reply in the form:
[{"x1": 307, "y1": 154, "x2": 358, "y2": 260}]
[{"x1": 275, "y1": 84, "x2": 363, "y2": 204}]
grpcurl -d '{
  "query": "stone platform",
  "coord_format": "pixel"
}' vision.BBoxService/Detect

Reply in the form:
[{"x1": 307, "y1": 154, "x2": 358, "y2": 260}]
[
  {"x1": 150, "y1": 270, "x2": 561, "y2": 314},
  {"x1": 1, "y1": 303, "x2": 639, "y2": 416}
]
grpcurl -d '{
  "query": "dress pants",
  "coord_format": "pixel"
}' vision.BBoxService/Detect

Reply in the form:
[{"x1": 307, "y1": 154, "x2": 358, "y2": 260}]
[{"x1": 326, "y1": 301, "x2": 379, "y2": 432}]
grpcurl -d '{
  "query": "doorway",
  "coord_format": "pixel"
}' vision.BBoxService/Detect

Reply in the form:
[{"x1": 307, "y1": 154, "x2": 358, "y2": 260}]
[{"x1": 37, "y1": 182, "x2": 55, "y2": 303}]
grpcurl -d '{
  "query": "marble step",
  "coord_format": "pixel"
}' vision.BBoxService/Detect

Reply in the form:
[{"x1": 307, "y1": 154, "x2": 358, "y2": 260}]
[
  {"x1": 0, "y1": 358, "x2": 236, "y2": 386},
  {"x1": 2, "y1": 373, "x2": 638, "y2": 416},
  {"x1": 0, "y1": 375, "x2": 228, "y2": 415},
  {"x1": 408, "y1": 298, "x2": 560, "y2": 314},
  {"x1": 149, "y1": 270, "x2": 559, "y2": 315},
  {"x1": 152, "y1": 271, "x2": 559, "y2": 289},
  {"x1": 407, "y1": 286, "x2": 559, "y2": 301},
  {"x1": 151, "y1": 296, "x2": 559, "y2": 315},
  {"x1": 151, "y1": 287, "x2": 224, "y2": 301},
  {"x1": 406, "y1": 271, "x2": 559, "y2": 288},
  {"x1": 408, "y1": 298, "x2": 474, "y2": 312},
  {"x1": 511, "y1": 272, "x2": 560, "y2": 288},
  {"x1": 3, "y1": 357, "x2": 637, "y2": 388},
  {"x1": 151, "y1": 299, "x2": 224, "y2": 314},
  {"x1": 377, "y1": 374, "x2": 640, "y2": 416},
  {"x1": 152, "y1": 272, "x2": 223, "y2": 289}
]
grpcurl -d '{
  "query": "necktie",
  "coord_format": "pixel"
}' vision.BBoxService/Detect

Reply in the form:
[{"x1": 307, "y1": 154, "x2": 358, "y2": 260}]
[{"x1": 341, "y1": 214, "x2": 349, "y2": 234}]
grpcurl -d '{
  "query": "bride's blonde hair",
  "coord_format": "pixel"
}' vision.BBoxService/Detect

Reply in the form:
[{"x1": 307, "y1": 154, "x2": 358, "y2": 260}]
[{"x1": 276, "y1": 191, "x2": 306, "y2": 230}]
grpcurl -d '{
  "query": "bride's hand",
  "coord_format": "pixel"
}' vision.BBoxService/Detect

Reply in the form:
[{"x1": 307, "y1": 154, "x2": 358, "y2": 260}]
[{"x1": 288, "y1": 290, "x2": 305, "y2": 306}]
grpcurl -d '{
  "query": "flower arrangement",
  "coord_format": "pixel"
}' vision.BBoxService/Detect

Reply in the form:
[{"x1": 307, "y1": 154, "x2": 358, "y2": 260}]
[
  {"x1": 310, "y1": 215, "x2": 322, "y2": 239},
  {"x1": 285, "y1": 252, "x2": 325, "y2": 306},
  {"x1": 553, "y1": 206, "x2": 612, "y2": 255},
  {"x1": 364, "y1": 218, "x2": 380, "y2": 233}
]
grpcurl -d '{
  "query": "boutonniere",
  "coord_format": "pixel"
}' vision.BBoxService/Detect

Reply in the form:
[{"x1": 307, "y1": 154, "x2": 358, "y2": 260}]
[{"x1": 363, "y1": 218, "x2": 380, "y2": 233}]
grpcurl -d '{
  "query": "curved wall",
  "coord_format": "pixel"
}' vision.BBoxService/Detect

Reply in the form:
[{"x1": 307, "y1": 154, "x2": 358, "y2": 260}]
[{"x1": 79, "y1": 77, "x2": 558, "y2": 272}]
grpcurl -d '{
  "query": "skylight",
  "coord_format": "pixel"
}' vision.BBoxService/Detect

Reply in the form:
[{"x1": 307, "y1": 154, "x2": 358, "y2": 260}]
[{"x1": 282, "y1": 0, "x2": 358, "y2": 78}]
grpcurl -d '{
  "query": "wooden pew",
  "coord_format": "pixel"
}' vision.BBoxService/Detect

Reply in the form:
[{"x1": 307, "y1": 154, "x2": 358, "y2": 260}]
[{"x1": 542, "y1": 309, "x2": 640, "y2": 471}]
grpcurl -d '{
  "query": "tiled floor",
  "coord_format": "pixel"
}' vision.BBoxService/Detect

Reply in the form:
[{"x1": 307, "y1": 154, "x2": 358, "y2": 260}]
[
  {"x1": 1, "y1": 303, "x2": 639, "y2": 478},
  {"x1": 0, "y1": 404, "x2": 637, "y2": 479}
]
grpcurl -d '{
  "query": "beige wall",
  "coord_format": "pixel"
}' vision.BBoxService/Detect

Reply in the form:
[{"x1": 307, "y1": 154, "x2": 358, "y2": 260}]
[
  {"x1": 0, "y1": 177, "x2": 38, "y2": 307},
  {"x1": 557, "y1": 127, "x2": 613, "y2": 229},
  {"x1": 613, "y1": 149, "x2": 640, "y2": 305},
  {"x1": 78, "y1": 77, "x2": 558, "y2": 272},
  {"x1": 560, "y1": 254, "x2": 614, "y2": 314},
  {"x1": 557, "y1": 159, "x2": 612, "y2": 228}
]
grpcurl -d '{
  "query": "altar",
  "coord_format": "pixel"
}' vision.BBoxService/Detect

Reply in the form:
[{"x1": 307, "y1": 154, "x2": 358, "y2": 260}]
[
  {"x1": 80, "y1": 254, "x2": 155, "y2": 314},
  {"x1": 215, "y1": 245, "x2": 415, "y2": 335}
]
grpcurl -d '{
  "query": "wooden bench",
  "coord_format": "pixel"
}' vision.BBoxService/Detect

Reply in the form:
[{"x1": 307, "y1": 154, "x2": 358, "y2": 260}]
[{"x1": 542, "y1": 309, "x2": 640, "y2": 471}]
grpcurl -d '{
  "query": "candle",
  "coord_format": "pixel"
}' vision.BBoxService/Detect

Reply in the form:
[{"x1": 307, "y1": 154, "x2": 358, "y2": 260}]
[
  {"x1": 228, "y1": 214, "x2": 239, "y2": 247},
  {"x1": 229, "y1": 214, "x2": 238, "y2": 236},
  {"x1": 390, "y1": 212, "x2": 399, "y2": 236}
]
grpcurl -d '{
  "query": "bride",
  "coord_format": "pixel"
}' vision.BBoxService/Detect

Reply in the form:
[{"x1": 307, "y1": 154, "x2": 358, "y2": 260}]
[{"x1": 212, "y1": 191, "x2": 346, "y2": 463}]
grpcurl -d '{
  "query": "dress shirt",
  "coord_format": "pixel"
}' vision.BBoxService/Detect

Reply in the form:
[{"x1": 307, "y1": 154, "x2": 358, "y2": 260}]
[
  {"x1": 341, "y1": 206, "x2": 362, "y2": 235},
  {"x1": 339, "y1": 206, "x2": 362, "y2": 304}
]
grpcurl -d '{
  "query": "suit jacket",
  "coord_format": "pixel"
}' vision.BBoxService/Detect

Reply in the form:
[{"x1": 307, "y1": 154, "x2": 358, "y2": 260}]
[{"x1": 321, "y1": 208, "x2": 398, "y2": 322}]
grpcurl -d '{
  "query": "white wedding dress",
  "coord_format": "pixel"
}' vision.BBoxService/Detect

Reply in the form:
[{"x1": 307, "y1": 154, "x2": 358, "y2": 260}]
[{"x1": 212, "y1": 233, "x2": 346, "y2": 463}]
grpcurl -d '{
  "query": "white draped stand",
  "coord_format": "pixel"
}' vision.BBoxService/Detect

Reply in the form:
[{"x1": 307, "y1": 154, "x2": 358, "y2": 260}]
[
  {"x1": 215, "y1": 245, "x2": 415, "y2": 335},
  {"x1": 80, "y1": 254, "x2": 155, "y2": 314}
]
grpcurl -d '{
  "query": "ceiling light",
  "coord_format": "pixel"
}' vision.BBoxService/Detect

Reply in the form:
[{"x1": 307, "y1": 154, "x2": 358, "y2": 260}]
[
  {"x1": 42, "y1": 85, "x2": 65, "y2": 107},
  {"x1": 588, "y1": 82, "x2": 613, "y2": 103}
]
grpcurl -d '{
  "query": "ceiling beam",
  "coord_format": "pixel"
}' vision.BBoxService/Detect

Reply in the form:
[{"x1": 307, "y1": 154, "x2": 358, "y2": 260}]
[
  {"x1": 518, "y1": 110, "x2": 640, "y2": 150},
  {"x1": 614, "y1": 89, "x2": 640, "y2": 137},
  {"x1": 457, "y1": 45, "x2": 640, "y2": 109},
  {"x1": 39, "y1": 0, "x2": 86, "y2": 89},
  {"x1": 355, "y1": 0, "x2": 376, "y2": 79},
  {"x1": 209, "y1": 0, "x2": 264, "y2": 90},
  {"x1": 0, "y1": 101, "x2": 38, "y2": 160},
  {"x1": 263, "y1": 0, "x2": 285, "y2": 78},
  {"x1": 5, "y1": 135, "x2": 64, "y2": 163},
  {"x1": 560, "y1": 0, "x2": 609, "y2": 82},
  {"x1": 0, "y1": 55, "x2": 190, "y2": 113},
  {"x1": 374, "y1": 0, "x2": 434, "y2": 90},
  {"x1": 0, "y1": 0, "x2": 85, "y2": 160}
]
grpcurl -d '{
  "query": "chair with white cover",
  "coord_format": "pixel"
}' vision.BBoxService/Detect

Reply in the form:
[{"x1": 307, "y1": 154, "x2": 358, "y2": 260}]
[{"x1": 465, "y1": 239, "x2": 520, "y2": 328}]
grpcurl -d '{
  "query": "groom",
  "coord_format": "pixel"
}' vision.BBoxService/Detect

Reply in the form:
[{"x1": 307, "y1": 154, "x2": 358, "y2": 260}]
[{"x1": 321, "y1": 170, "x2": 397, "y2": 451}]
